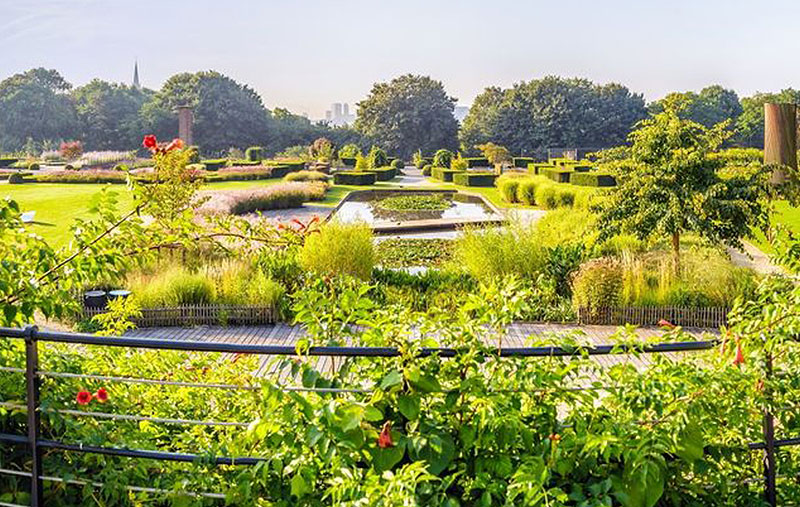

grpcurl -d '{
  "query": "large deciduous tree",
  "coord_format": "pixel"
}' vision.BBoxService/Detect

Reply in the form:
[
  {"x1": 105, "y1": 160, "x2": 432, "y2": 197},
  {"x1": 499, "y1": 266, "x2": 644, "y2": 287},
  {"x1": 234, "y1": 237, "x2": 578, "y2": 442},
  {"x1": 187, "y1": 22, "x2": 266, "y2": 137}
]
[
  {"x1": 597, "y1": 97, "x2": 769, "y2": 274},
  {"x1": 650, "y1": 86, "x2": 743, "y2": 130},
  {"x1": 355, "y1": 74, "x2": 458, "y2": 159},
  {"x1": 140, "y1": 71, "x2": 271, "y2": 153},
  {"x1": 72, "y1": 79, "x2": 151, "y2": 150},
  {"x1": 460, "y1": 77, "x2": 646, "y2": 156},
  {"x1": 735, "y1": 89, "x2": 800, "y2": 148},
  {"x1": 0, "y1": 68, "x2": 78, "y2": 151}
]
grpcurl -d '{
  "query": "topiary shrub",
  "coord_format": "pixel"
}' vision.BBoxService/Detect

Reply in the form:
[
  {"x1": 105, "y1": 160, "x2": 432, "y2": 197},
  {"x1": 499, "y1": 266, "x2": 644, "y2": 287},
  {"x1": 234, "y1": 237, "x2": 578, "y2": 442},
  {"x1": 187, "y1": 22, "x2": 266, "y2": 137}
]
[
  {"x1": 0, "y1": 158, "x2": 19, "y2": 168},
  {"x1": 202, "y1": 159, "x2": 227, "y2": 172},
  {"x1": 366, "y1": 146, "x2": 389, "y2": 169},
  {"x1": 516, "y1": 179, "x2": 537, "y2": 205},
  {"x1": 300, "y1": 221, "x2": 374, "y2": 280},
  {"x1": 268, "y1": 165, "x2": 292, "y2": 179},
  {"x1": 431, "y1": 167, "x2": 463, "y2": 182},
  {"x1": 27, "y1": 162, "x2": 40, "y2": 171},
  {"x1": 339, "y1": 143, "x2": 361, "y2": 159},
  {"x1": 371, "y1": 167, "x2": 397, "y2": 181},
  {"x1": 534, "y1": 183, "x2": 558, "y2": 209},
  {"x1": 540, "y1": 166, "x2": 573, "y2": 183},
  {"x1": 245, "y1": 146, "x2": 264, "y2": 162},
  {"x1": 422, "y1": 164, "x2": 432, "y2": 176},
  {"x1": 512, "y1": 157, "x2": 535, "y2": 168},
  {"x1": 497, "y1": 176, "x2": 521, "y2": 203},
  {"x1": 452, "y1": 171, "x2": 496, "y2": 187},
  {"x1": 432, "y1": 149, "x2": 454, "y2": 169},
  {"x1": 64, "y1": 164, "x2": 75, "y2": 171},
  {"x1": 464, "y1": 157, "x2": 489, "y2": 168},
  {"x1": 555, "y1": 187, "x2": 575, "y2": 207},
  {"x1": 341, "y1": 157, "x2": 357, "y2": 167},
  {"x1": 186, "y1": 146, "x2": 201, "y2": 164},
  {"x1": 571, "y1": 172, "x2": 617, "y2": 187},
  {"x1": 113, "y1": 163, "x2": 129, "y2": 172},
  {"x1": 391, "y1": 159, "x2": 404, "y2": 170},
  {"x1": 8, "y1": 173, "x2": 25, "y2": 184},
  {"x1": 528, "y1": 163, "x2": 554, "y2": 175},
  {"x1": 571, "y1": 258, "x2": 622, "y2": 316},
  {"x1": 333, "y1": 171, "x2": 377, "y2": 185},
  {"x1": 450, "y1": 154, "x2": 468, "y2": 172}
]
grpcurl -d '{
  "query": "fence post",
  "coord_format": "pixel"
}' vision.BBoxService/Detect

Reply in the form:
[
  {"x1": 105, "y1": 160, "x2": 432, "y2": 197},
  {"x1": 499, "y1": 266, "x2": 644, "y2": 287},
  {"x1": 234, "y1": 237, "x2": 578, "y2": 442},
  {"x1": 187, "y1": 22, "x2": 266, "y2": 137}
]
[
  {"x1": 24, "y1": 325, "x2": 43, "y2": 506},
  {"x1": 762, "y1": 343, "x2": 777, "y2": 507}
]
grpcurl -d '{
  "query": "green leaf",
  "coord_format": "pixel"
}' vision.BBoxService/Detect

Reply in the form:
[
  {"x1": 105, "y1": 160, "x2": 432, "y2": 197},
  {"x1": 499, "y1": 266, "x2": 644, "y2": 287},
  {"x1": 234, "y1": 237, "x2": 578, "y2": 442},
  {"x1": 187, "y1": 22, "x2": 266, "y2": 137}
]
[
  {"x1": 675, "y1": 422, "x2": 704, "y2": 464},
  {"x1": 290, "y1": 474, "x2": 309, "y2": 498},
  {"x1": 380, "y1": 370, "x2": 403, "y2": 390},
  {"x1": 397, "y1": 394, "x2": 421, "y2": 420},
  {"x1": 301, "y1": 368, "x2": 319, "y2": 388},
  {"x1": 622, "y1": 460, "x2": 664, "y2": 507},
  {"x1": 408, "y1": 431, "x2": 455, "y2": 475},
  {"x1": 363, "y1": 405, "x2": 383, "y2": 422},
  {"x1": 370, "y1": 436, "x2": 406, "y2": 472}
]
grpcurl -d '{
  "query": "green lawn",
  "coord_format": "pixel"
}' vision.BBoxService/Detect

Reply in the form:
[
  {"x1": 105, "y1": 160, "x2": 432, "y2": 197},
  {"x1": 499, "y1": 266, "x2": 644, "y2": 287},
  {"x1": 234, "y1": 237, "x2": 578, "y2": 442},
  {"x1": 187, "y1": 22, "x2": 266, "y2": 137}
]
[{"x1": 751, "y1": 200, "x2": 800, "y2": 253}]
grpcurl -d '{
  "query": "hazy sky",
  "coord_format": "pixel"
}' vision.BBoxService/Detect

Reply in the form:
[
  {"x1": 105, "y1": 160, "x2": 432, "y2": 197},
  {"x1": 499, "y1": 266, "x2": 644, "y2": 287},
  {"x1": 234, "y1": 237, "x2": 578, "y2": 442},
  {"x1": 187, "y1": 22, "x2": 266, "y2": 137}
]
[{"x1": 2, "y1": 0, "x2": 800, "y2": 119}]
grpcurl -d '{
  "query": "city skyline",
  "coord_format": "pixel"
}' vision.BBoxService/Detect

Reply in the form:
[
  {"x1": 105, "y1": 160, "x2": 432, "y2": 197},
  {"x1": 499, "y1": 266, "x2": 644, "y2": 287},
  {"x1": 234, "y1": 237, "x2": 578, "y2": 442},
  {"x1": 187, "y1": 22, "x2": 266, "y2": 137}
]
[{"x1": 3, "y1": 0, "x2": 800, "y2": 119}]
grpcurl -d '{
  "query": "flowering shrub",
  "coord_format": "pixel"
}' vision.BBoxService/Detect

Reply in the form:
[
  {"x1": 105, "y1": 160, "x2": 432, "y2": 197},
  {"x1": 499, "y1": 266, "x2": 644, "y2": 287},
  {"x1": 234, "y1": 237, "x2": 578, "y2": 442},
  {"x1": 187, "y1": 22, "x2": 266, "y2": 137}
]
[
  {"x1": 59, "y1": 140, "x2": 83, "y2": 160},
  {"x1": 197, "y1": 182, "x2": 326, "y2": 216}
]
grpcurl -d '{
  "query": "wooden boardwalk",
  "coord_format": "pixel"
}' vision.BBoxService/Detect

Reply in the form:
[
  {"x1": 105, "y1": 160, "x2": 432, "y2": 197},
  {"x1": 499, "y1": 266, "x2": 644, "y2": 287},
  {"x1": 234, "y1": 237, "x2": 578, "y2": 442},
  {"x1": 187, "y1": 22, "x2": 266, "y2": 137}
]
[{"x1": 125, "y1": 323, "x2": 718, "y2": 380}]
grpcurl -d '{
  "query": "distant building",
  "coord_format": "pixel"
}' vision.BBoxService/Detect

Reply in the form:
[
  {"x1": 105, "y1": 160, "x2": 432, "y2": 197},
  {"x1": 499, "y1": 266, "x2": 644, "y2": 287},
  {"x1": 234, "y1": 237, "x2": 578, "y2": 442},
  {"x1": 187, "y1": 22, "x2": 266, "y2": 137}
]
[
  {"x1": 132, "y1": 61, "x2": 141, "y2": 90},
  {"x1": 454, "y1": 106, "x2": 469, "y2": 122},
  {"x1": 324, "y1": 102, "x2": 356, "y2": 126}
]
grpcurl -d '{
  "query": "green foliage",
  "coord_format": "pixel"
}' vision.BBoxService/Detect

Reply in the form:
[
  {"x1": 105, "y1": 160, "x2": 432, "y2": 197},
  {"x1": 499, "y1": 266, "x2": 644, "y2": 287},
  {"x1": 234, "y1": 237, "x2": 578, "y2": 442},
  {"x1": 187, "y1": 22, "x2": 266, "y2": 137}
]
[
  {"x1": 300, "y1": 221, "x2": 374, "y2": 280},
  {"x1": 570, "y1": 172, "x2": 617, "y2": 187},
  {"x1": 390, "y1": 158, "x2": 404, "y2": 170},
  {"x1": 130, "y1": 266, "x2": 217, "y2": 306},
  {"x1": 339, "y1": 143, "x2": 361, "y2": 159},
  {"x1": 540, "y1": 166, "x2": 573, "y2": 183},
  {"x1": 450, "y1": 152, "x2": 468, "y2": 171},
  {"x1": 71, "y1": 79, "x2": 151, "y2": 150},
  {"x1": 375, "y1": 239, "x2": 454, "y2": 268},
  {"x1": 497, "y1": 173, "x2": 525, "y2": 202},
  {"x1": 464, "y1": 157, "x2": 489, "y2": 167},
  {"x1": 454, "y1": 221, "x2": 545, "y2": 282},
  {"x1": 284, "y1": 170, "x2": 329, "y2": 183},
  {"x1": 366, "y1": 145, "x2": 389, "y2": 169},
  {"x1": 452, "y1": 171, "x2": 496, "y2": 187},
  {"x1": 333, "y1": 171, "x2": 377, "y2": 185},
  {"x1": 201, "y1": 158, "x2": 227, "y2": 171},
  {"x1": 476, "y1": 142, "x2": 511, "y2": 171},
  {"x1": 422, "y1": 164, "x2": 432, "y2": 176},
  {"x1": 432, "y1": 149, "x2": 454, "y2": 168},
  {"x1": 7, "y1": 173, "x2": 25, "y2": 184},
  {"x1": 377, "y1": 194, "x2": 449, "y2": 211},
  {"x1": 245, "y1": 146, "x2": 264, "y2": 161},
  {"x1": 310, "y1": 137, "x2": 335, "y2": 163},
  {"x1": 430, "y1": 167, "x2": 463, "y2": 182},
  {"x1": 516, "y1": 178, "x2": 537, "y2": 204},
  {"x1": 355, "y1": 74, "x2": 459, "y2": 159},
  {"x1": 534, "y1": 183, "x2": 558, "y2": 209},
  {"x1": 370, "y1": 166, "x2": 398, "y2": 181},
  {"x1": 512, "y1": 156, "x2": 535, "y2": 167},
  {"x1": 571, "y1": 258, "x2": 622, "y2": 312}
]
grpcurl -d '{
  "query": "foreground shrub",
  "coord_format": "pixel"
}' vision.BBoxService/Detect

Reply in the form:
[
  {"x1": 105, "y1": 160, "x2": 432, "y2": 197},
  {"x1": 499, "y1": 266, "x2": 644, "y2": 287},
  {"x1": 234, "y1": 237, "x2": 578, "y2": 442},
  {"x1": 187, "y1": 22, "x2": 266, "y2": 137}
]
[
  {"x1": 339, "y1": 143, "x2": 361, "y2": 159},
  {"x1": 129, "y1": 267, "x2": 217, "y2": 307},
  {"x1": 497, "y1": 174, "x2": 523, "y2": 203},
  {"x1": 8, "y1": 173, "x2": 25, "y2": 184},
  {"x1": 534, "y1": 183, "x2": 558, "y2": 209},
  {"x1": 202, "y1": 159, "x2": 227, "y2": 171},
  {"x1": 422, "y1": 164, "x2": 432, "y2": 176},
  {"x1": 516, "y1": 178, "x2": 537, "y2": 204},
  {"x1": 300, "y1": 221, "x2": 374, "y2": 279},
  {"x1": 367, "y1": 146, "x2": 389, "y2": 169}
]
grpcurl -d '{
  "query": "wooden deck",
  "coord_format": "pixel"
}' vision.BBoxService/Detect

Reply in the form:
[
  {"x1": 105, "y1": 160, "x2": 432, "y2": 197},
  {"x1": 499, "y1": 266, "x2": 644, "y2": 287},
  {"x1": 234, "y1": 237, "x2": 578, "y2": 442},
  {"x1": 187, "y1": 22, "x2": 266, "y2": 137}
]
[{"x1": 125, "y1": 323, "x2": 717, "y2": 380}]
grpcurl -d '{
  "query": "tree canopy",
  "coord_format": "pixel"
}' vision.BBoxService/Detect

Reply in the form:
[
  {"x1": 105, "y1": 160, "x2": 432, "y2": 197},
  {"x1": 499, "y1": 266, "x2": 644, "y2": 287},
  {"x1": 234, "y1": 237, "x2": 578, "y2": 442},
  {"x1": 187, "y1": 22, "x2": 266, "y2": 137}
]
[
  {"x1": 355, "y1": 74, "x2": 459, "y2": 159},
  {"x1": 460, "y1": 77, "x2": 646, "y2": 156},
  {"x1": 596, "y1": 98, "x2": 769, "y2": 273},
  {"x1": 72, "y1": 79, "x2": 152, "y2": 150}
]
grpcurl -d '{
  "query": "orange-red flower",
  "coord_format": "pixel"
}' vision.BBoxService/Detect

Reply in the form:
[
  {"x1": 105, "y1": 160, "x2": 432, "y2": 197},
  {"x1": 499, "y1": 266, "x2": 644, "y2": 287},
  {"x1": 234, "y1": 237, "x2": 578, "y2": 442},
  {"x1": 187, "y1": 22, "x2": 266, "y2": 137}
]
[
  {"x1": 378, "y1": 422, "x2": 393, "y2": 449},
  {"x1": 142, "y1": 135, "x2": 157, "y2": 150},
  {"x1": 548, "y1": 433, "x2": 561, "y2": 443},
  {"x1": 733, "y1": 342, "x2": 745, "y2": 367},
  {"x1": 165, "y1": 138, "x2": 185, "y2": 152},
  {"x1": 95, "y1": 388, "x2": 109, "y2": 403},
  {"x1": 657, "y1": 319, "x2": 675, "y2": 329},
  {"x1": 76, "y1": 391, "x2": 93, "y2": 405}
]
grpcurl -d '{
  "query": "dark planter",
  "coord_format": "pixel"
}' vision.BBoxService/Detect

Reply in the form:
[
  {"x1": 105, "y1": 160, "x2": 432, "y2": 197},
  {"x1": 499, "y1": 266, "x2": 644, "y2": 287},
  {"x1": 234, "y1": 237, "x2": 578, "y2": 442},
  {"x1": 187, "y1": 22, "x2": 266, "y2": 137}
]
[{"x1": 84, "y1": 290, "x2": 107, "y2": 308}]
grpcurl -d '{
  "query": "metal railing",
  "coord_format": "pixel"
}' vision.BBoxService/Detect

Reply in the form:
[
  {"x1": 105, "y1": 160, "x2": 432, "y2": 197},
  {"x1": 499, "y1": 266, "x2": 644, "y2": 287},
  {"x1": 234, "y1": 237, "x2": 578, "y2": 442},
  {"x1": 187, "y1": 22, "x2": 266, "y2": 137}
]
[{"x1": 0, "y1": 325, "x2": 791, "y2": 506}]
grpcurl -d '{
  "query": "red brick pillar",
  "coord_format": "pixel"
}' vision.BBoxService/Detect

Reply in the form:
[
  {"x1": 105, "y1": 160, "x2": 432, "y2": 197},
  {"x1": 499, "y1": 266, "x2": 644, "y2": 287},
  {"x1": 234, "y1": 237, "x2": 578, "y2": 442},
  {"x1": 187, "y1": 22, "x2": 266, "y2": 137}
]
[{"x1": 177, "y1": 106, "x2": 194, "y2": 146}]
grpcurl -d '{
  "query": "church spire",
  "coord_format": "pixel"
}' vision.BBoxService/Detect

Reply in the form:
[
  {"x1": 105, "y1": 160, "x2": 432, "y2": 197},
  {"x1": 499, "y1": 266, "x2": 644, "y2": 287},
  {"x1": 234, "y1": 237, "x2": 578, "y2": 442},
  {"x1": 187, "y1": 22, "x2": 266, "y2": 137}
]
[{"x1": 133, "y1": 60, "x2": 141, "y2": 90}]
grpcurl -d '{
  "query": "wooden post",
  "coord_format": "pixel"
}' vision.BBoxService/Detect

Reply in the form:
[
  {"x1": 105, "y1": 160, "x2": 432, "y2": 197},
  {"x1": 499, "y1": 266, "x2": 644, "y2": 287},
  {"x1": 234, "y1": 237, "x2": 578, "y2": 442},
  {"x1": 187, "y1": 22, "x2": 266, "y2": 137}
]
[{"x1": 764, "y1": 103, "x2": 797, "y2": 185}]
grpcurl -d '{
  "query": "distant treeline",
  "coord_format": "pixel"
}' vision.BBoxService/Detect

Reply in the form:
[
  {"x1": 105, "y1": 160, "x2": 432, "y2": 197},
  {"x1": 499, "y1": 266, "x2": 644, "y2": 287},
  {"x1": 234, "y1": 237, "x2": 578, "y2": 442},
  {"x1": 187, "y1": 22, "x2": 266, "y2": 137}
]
[{"x1": 0, "y1": 68, "x2": 795, "y2": 158}]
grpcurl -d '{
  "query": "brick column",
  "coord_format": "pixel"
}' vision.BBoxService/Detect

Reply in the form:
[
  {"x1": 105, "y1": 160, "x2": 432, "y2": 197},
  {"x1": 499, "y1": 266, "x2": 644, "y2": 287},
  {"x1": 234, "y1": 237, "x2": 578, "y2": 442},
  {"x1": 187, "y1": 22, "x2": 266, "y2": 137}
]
[{"x1": 176, "y1": 106, "x2": 194, "y2": 146}]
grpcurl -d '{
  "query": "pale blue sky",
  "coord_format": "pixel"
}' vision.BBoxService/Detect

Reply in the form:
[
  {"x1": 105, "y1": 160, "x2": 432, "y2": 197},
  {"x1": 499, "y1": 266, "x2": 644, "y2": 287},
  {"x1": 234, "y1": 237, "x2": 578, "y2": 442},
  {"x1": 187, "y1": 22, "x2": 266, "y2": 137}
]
[{"x1": 2, "y1": 0, "x2": 799, "y2": 119}]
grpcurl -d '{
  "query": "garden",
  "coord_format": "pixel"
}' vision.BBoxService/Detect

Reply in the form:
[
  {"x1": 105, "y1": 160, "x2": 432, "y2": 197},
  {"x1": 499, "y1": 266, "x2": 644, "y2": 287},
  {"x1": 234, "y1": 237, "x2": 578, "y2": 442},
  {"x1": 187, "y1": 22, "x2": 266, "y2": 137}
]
[{"x1": 1, "y1": 99, "x2": 800, "y2": 506}]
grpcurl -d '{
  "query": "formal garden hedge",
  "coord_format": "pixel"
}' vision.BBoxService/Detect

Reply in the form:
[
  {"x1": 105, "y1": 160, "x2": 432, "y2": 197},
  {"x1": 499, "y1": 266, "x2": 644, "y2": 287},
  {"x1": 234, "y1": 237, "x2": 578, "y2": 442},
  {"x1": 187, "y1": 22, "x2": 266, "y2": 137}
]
[
  {"x1": 528, "y1": 163, "x2": 555, "y2": 175},
  {"x1": 334, "y1": 171, "x2": 377, "y2": 185},
  {"x1": 464, "y1": 157, "x2": 489, "y2": 168},
  {"x1": 266, "y1": 159, "x2": 306, "y2": 172},
  {"x1": 245, "y1": 146, "x2": 264, "y2": 161},
  {"x1": 371, "y1": 167, "x2": 398, "y2": 181},
  {"x1": 0, "y1": 157, "x2": 18, "y2": 168},
  {"x1": 202, "y1": 159, "x2": 227, "y2": 171},
  {"x1": 452, "y1": 171, "x2": 497, "y2": 187},
  {"x1": 512, "y1": 157, "x2": 535, "y2": 168},
  {"x1": 431, "y1": 167, "x2": 463, "y2": 182},
  {"x1": 341, "y1": 157, "x2": 357, "y2": 167},
  {"x1": 540, "y1": 166, "x2": 574, "y2": 183},
  {"x1": 570, "y1": 172, "x2": 617, "y2": 187}
]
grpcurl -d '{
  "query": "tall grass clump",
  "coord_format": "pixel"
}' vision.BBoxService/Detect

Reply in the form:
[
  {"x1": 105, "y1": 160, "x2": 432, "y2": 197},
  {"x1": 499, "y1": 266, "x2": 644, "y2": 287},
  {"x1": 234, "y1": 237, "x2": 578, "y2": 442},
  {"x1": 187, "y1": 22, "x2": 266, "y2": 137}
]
[
  {"x1": 300, "y1": 221, "x2": 375, "y2": 280},
  {"x1": 454, "y1": 221, "x2": 545, "y2": 281},
  {"x1": 198, "y1": 182, "x2": 326, "y2": 215},
  {"x1": 284, "y1": 170, "x2": 329, "y2": 183},
  {"x1": 534, "y1": 184, "x2": 558, "y2": 209},
  {"x1": 129, "y1": 267, "x2": 217, "y2": 307},
  {"x1": 516, "y1": 178, "x2": 537, "y2": 205},
  {"x1": 496, "y1": 173, "x2": 528, "y2": 203}
]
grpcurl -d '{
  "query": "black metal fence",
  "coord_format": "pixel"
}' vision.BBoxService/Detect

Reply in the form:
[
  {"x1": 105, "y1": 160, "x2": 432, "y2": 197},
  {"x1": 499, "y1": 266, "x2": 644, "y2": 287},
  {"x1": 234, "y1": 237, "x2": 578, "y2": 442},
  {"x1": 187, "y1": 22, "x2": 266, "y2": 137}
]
[{"x1": 0, "y1": 325, "x2": 791, "y2": 506}]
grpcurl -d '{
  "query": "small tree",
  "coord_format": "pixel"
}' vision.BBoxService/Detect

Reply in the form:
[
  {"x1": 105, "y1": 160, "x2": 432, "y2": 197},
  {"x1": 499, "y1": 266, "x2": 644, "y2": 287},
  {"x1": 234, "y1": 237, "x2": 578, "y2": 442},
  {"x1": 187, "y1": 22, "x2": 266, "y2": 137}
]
[
  {"x1": 309, "y1": 137, "x2": 334, "y2": 163},
  {"x1": 597, "y1": 97, "x2": 769, "y2": 274},
  {"x1": 477, "y1": 142, "x2": 511, "y2": 175}
]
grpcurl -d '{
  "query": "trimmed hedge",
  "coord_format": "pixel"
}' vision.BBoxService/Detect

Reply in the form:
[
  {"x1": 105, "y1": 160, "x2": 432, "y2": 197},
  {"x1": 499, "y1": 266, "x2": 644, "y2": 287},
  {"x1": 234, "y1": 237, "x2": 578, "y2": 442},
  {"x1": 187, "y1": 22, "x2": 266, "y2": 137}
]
[
  {"x1": 229, "y1": 159, "x2": 261, "y2": 166},
  {"x1": 268, "y1": 159, "x2": 305, "y2": 172},
  {"x1": 422, "y1": 164, "x2": 432, "y2": 176},
  {"x1": 540, "y1": 166, "x2": 573, "y2": 183},
  {"x1": 548, "y1": 158, "x2": 575, "y2": 167},
  {"x1": 202, "y1": 159, "x2": 227, "y2": 172},
  {"x1": 333, "y1": 171, "x2": 377, "y2": 185},
  {"x1": 566, "y1": 164, "x2": 593, "y2": 172},
  {"x1": 8, "y1": 173, "x2": 25, "y2": 184},
  {"x1": 431, "y1": 167, "x2": 464, "y2": 182},
  {"x1": 512, "y1": 157, "x2": 535, "y2": 168},
  {"x1": 571, "y1": 172, "x2": 617, "y2": 187},
  {"x1": 27, "y1": 162, "x2": 40, "y2": 171},
  {"x1": 0, "y1": 158, "x2": 18, "y2": 168},
  {"x1": 245, "y1": 147, "x2": 264, "y2": 162},
  {"x1": 371, "y1": 167, "x2": 397, "y2": 181},
  {"x1": 464, "y1": 157, "x2": 489, "y2": 168},
  {"x1": 391, "y1": 159, "x2": 404, "y2": 170},
  {"x1": 341, "y1": 157, "x2": 357, "y2": 167},
  {"x1": 452, "y1": 171, "x2": 497, "y2": 187},
  {"x1": 528, "y1": 163, "x2": 555, "y2": 175}
]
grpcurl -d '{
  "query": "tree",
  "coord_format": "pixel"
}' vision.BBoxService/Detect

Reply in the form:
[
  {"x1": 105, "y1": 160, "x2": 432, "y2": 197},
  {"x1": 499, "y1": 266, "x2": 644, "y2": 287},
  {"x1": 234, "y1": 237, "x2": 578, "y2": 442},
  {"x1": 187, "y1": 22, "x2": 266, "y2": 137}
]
[
  {"x1": 476, "y1": 142, "x2": 511, "y2": 175},
  {"x1": 735, "y1": 89, "x2": 800, "y2": 148},
  {"x1": 140, "y1": 71, "x2": 271, "y2": 153},
  {"x1": 460, "y1": 77, "x2": 646, "y2": 156},
  {"x1": 650, "y1": 86, "x2": 742, "y2": 130},
  {"x1": 597, "y1": 98, "x2": 769, "y2": 274},
  {"x1": 72, "y1": 79, "x2": 151, "y2": 150},
  {"x1": 355, "y1": 74, "x2": 458, "y2": 159},
  {"x1": 0, "y1": 68, "x2": 78, "y2": 151},
  {"x1": 268, "y1": 108, "x2": 362, "y2": 155}
]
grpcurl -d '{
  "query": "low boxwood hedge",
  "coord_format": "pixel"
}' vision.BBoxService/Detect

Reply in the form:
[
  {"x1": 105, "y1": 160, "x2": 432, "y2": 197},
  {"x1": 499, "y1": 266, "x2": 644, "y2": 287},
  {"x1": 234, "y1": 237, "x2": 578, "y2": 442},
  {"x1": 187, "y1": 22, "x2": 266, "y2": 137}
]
[
  {"x1": 566, "y1": 164, "x2": 593, "y2": 172},
  {"x1": 202, "y1": 159, "x2": 227, "y2": 172},
  {"x1": 540, "y1": 166, "x2": 573, "y2": 183},
  {"x1": 528, "y1": 163, "x2": 555, "y2": 175},
  {"x1": 341, "y1": 157, "x2": 357, "y2": 167},
  {"x1": 464, "y1": 157, "x2": 489, "y2": 168},
  {"x1": 431, "y1": 167, "x2": 464, "y2": 182},
  {"x1": 0, "y1": 158, "x2": 19, "y2": 168},
  {"x1": 245, "y1": 147, "x2": 264, "y2": 162},
  {"x1": 272, "y1": 160, "x2": 306, "y2": 172},
  {"x1": 570, "y1": 172, "x2": 617, "y2": 187},
  {"x1": 267, "y1": 165, "x2": 292, "y2": 179},
  {"x1": 452, "y1": 171, "x2": 497, "y2": 187},
  {"x1": 333, "y1": 171, "x2": 377, "y2": 185},
  {"x1": 371, "y1": 167, "x2": 397, "y2": 181},
  {"x1": 512, "y1": 157, "x2": 535, "y2": 168}
]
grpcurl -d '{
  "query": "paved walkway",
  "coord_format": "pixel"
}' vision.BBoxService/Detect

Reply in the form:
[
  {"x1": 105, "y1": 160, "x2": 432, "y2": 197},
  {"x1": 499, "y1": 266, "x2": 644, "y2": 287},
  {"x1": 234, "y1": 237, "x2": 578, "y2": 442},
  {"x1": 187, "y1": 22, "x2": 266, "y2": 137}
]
[
  {"x1": 126, "y1": 322, "x2": 716, "y2": 380},
  {"x1": 727, "y1": 240, "x2": 785, "y2": 275}
]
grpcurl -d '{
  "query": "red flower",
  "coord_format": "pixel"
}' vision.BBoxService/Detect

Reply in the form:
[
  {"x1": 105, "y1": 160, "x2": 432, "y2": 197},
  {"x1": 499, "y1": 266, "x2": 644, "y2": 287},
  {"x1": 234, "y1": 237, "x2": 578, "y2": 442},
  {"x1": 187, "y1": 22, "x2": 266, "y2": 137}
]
[
  {"x1": 142, "y1": 135, "x2": 158, "y2": 150},
  {"x1": 95, "y1": 388, "x2": 109, "y2": 403},
  {"x1": 733, "y1": 343, "x2": 745, "y2": 367},
  {"x1": 657, "y1": 319, "x2": 675, "y2": 329},
  {"x1": 76, "y1": 391, "x2": 93, "y2": 405},
  {"x1": 378, "y1": 422, "x2": 393, "y2": 449},
  {"x1": 165, "y1": 138, "x2": 185, "y2": 152},
  {"x1": 548, "y1": 433, "x2": 561, "y2": 443}
]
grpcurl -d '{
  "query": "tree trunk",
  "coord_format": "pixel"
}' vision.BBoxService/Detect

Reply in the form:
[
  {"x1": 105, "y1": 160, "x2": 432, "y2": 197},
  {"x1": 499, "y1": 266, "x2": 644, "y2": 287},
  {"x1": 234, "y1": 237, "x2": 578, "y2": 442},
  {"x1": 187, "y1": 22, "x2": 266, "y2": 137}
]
[
  {"x1": 671, "y1": 231, "x2": 681, "y2": 276},
  {"x1": 494, "y1": 163, "x2": 503, "y2": 176}
]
